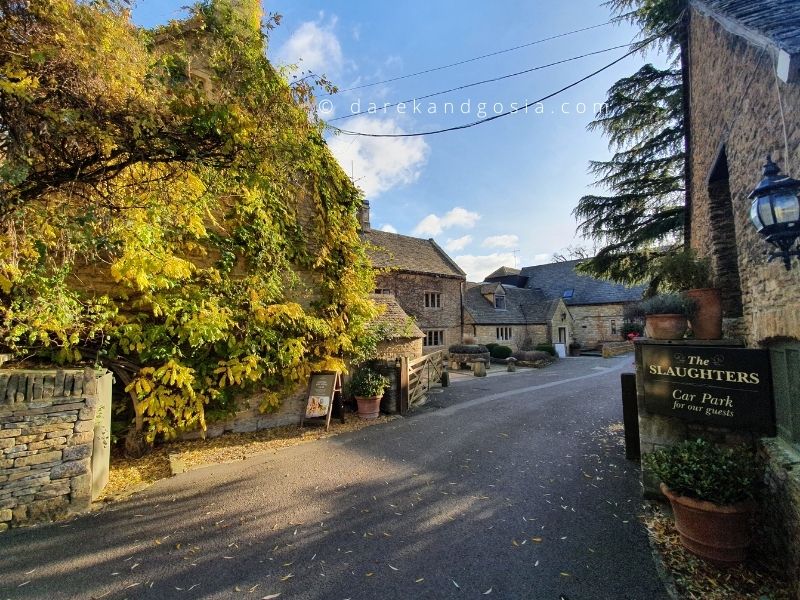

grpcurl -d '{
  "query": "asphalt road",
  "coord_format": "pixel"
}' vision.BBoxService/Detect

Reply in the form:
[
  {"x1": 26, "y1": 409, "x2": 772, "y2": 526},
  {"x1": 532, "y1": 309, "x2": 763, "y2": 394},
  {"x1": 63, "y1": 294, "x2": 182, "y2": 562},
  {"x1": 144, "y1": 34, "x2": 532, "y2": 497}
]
[{"x1": 1, "y1": 356, "x2": 669, "y2": 600}]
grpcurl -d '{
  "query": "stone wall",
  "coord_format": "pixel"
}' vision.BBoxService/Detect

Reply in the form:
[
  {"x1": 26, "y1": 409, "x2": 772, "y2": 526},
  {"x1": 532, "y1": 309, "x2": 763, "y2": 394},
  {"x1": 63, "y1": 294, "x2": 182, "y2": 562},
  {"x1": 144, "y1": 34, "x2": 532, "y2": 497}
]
[
  {"x1": 602, "y1": 341, "x2": 634, "y2": 358},
  {"x1": 376, "y1": 337, "x2": 423, "y2": 360},
  {"x1": 687, "y1": 9, "x2": 800, "y2": 345},
  {"x1": 374, "y1": 273, "x2": 463, "y2": 352},
  {"x1": 568, "y1": 304, "x2": 627, "y2": 348},
  {"x1": 0, "y1": 368, "x2": 109, "y2": 530}
]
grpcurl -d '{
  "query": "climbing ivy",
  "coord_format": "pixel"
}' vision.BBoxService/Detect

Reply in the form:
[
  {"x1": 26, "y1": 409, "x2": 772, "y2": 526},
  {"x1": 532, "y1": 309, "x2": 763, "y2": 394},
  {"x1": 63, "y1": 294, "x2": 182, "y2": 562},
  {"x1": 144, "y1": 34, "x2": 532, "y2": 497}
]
[{"x1": 0, "y1": 0, "x2": 378, "y2": 443}]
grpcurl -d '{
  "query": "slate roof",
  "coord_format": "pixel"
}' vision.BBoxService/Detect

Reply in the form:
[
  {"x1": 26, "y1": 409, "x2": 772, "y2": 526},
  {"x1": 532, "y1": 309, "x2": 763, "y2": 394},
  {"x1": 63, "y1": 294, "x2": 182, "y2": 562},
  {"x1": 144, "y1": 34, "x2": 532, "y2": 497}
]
[
  {"x1": 363, "y1": 230, "x2": 466, "y2": 278},
  {"x1": 463, "y1": 284, "x2": 561, "y2": 325},
  {"x1": 519, "y1": 260, "x2": 645, "y2": 306},
  {"x1": 370, "y1": 294, "x2": 424, "y2": 339},
  {"x1": 694, "y1": 0, "x2": 800, "y2": 53}
]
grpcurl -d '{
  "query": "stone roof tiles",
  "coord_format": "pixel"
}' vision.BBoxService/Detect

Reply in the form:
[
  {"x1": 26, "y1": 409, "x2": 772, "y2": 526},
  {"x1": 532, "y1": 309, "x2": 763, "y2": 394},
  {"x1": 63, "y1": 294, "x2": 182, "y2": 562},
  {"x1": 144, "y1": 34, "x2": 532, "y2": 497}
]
[
  {"x1": 363, "y1": 230, "x2": 466, "y2": 278},
  {"x1": 463, "y1": 284, "x2": 559, "y2": 325},
  {"x1": 694, "y1": 0, "x2": 800, "y2": 54},
  {"x1": 519, "y1": 260, "x2": 645, "y2": 306}
]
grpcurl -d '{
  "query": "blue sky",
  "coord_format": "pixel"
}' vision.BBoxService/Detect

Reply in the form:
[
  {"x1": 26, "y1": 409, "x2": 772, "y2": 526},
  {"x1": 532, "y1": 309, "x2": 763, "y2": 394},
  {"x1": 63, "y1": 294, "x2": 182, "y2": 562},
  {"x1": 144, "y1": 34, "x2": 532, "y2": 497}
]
[{"x1": 132, "y1": 1, "x2": 666, "y2": 281}]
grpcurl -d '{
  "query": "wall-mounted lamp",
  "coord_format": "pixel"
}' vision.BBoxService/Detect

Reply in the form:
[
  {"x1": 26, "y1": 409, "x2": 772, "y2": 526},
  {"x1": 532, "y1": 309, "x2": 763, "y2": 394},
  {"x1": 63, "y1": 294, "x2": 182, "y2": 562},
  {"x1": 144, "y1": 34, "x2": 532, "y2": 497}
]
[{"x1": 749, "y1": 155, "x2": 800, "y2": 270}]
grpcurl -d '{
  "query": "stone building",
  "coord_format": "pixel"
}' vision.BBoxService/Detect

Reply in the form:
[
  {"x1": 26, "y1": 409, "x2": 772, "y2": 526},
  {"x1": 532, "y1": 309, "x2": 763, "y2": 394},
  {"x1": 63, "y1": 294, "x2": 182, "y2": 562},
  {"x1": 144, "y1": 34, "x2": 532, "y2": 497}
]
[
  {"x1": 485, "y1": 261, "x2": 644, "y2": 348},
  {"x1": 462, "y1": 282, "x2": 571, "y2": 352},
  {"x1": 361, "y1": 204, "x2": 466, "y2": 354},
  {"x1": 683, "y1": 0, "x2": 800, "y2": 590}
]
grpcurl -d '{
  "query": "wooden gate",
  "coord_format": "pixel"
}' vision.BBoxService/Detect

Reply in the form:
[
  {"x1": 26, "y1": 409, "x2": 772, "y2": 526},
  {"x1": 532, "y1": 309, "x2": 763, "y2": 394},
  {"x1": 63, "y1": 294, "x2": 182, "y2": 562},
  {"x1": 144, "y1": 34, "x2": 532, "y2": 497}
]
[{"x1": 399, "y1": 350, "x2": 444, "y2": 414}]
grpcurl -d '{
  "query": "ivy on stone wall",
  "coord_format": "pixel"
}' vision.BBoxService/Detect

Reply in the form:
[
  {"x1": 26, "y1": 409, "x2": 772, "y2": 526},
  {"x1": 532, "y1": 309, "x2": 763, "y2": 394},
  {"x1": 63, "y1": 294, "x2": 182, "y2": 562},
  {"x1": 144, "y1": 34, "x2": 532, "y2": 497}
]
[{"x1": 0, "y1": 0, "x2": 378, "y2": 444}]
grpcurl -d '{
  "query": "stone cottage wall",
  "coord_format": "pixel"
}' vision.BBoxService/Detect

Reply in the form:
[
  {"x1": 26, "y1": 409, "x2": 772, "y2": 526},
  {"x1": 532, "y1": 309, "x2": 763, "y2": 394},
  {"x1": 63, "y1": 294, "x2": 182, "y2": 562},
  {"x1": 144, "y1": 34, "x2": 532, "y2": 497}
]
[
  {"x1": 686, "y1": 8, "x2": 800, "y2": 595},
  {"x1": 0, "y1": 368, "x2": 105, "y2": 530},
  {"x1": 469, "y1": 324, "x2": 548, "y2": 352},
  {"x1": 687, "y1": 10, "x2": 800, "y2": 345},
  {"x1": 374, "y1": 273, "x2": 463, "y2": 352},
  {"x1": 568, "y1": 304, "x2": 626, "y2": 348}
]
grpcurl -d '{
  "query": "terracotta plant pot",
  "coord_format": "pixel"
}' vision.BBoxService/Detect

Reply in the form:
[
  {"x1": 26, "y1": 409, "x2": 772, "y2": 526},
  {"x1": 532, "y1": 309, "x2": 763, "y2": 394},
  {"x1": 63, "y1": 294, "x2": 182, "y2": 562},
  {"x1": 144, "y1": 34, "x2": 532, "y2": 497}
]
[
  {"x1": 355, "y1": 396, "x2": 381, "y2": 419},
  {"x1": 661, "y1": 483, "x2": 754, "y2": 563},
  {"x1": 686, "y1": 288, "x2": 722, "y2": 340},
  {"x1": 644, "y1": 314, "x2": 687, "y2": 340}
]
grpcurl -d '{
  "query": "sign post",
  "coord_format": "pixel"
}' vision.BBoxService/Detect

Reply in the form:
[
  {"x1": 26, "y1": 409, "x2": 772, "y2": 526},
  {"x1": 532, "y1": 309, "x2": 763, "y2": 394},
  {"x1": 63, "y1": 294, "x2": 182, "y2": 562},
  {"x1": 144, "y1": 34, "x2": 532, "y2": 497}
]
[
  {"x1": 300, "y1": 371, "x2": 342, "y2": 431},
  {"x1": 640, "y1": 345, "x2": 775, "y2": 434}
]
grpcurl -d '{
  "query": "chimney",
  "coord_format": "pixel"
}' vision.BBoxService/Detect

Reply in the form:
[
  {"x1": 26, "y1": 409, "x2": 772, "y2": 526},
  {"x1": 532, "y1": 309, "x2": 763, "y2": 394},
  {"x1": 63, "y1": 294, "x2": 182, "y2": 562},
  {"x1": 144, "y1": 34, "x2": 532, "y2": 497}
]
[{"x1": 358, "y1": 200, "x2": 371, "y2": 232}]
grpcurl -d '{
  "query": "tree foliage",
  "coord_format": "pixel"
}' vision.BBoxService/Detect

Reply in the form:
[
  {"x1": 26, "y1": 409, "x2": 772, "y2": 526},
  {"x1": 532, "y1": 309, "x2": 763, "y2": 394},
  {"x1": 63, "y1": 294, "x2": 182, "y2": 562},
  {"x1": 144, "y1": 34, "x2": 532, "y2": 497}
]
[
  {"x1": 573, "y1": 0, "x2": 687, "y2": 285},
  {"x1": 0, "y1": 0, "x2": 377, "y2": 443}
]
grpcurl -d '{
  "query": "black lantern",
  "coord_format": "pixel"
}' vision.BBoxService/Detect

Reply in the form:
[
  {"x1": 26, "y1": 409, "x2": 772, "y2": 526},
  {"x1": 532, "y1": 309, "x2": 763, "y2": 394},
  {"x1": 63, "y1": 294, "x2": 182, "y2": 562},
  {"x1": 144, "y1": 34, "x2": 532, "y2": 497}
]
[{"x1": 749, "y1": 155, "x2": 800, "y2": 270}]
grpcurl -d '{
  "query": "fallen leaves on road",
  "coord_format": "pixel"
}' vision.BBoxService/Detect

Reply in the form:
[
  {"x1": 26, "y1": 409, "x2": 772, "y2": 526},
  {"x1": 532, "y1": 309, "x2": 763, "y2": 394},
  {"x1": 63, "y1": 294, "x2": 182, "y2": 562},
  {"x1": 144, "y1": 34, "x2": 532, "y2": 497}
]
[
  {"x1": 643, "y1": 504, "x2": 790, "y2": 599},
  {"x1": 99, "y1": 416, "x2": 396, "y2": 502}
]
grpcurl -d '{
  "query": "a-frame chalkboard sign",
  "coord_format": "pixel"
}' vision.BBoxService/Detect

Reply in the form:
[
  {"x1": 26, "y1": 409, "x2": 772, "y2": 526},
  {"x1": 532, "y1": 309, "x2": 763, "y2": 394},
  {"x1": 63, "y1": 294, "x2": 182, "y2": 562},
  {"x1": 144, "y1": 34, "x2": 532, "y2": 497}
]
[{"x1": 300, "y1": 371, "x2": 342, "y2": 431}]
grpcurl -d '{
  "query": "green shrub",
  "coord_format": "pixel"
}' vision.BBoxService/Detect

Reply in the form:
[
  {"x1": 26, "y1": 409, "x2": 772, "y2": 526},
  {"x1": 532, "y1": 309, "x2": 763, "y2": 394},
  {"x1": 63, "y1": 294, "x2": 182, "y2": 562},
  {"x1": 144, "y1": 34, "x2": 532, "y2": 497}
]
[
  {"x1": 485, "y1": 343, "x2": 499, "y2": 353},
  {"x1": 534, "y1": 343, "x2": 556, "y2": 356},
  {"x1": 642, "y1": 438, "x2": 760, "y2": 505},
  {"x1": 349, "y1": 367, "x2": 390, "y2": 398},
  {"x1": 657, "y1": 250, "x2": 712, "y2": 291},
  {"x1": 490, "y1": 345, "x2": 513, "y2": 359},
  {"x1": 637, "y1": 293, "x2": 697, "y2": 318},
  {"x1": 448, "y1": 343, "x2": 489, "y2": 355}
]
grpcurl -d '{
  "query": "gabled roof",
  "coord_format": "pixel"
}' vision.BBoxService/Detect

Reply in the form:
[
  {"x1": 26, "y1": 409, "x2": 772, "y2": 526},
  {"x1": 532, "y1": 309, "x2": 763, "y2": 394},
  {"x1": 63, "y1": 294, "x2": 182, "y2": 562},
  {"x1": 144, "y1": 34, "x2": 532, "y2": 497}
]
[
  {"x1": 485, "y1": 266, "x2": 521, "y2": 279},
  {"x1": 519, "y1": 260, "x2": 645, "y2": 305},
  {"x1": 370, "y1": 294, "x2": 424, "y2": 339},
  {"x1": 463, "y1": 283, "x2": 560, "y2": 325},
  {"x1": 363, "y1": 230, "x2": 466, "y2": 278},
  {"x1": 693, "y1": 0, "x2": 800, "y2": 54}
]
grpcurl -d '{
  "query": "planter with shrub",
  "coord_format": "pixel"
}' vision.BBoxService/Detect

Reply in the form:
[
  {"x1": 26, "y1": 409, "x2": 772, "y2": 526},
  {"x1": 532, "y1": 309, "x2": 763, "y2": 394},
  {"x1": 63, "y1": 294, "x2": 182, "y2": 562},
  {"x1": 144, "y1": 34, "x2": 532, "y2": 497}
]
[
  {"x1": 349, "y1": 367, "x2": 390, "y2": 419},
  {"x1": 489, "y1": 345, "x2": 513, "y2": 360},
  {"x1": 448, "y1": 343, "x2": 490, "y2": 368},
  {"x1": 512, "y1": 350, "x2": 555, "y2": 368},
  {"x1": 658, "y1": 250, "x2": 722, "y2": 340},
  {"x1": 643, "y1": 438, "x2": 761, "y2": 563},
  {"x1": 534, "y1": 343, "x2": 557, "y2": 357},
  {"x1": 638, "y1": 294, "x2": 696, "y2": 340}
]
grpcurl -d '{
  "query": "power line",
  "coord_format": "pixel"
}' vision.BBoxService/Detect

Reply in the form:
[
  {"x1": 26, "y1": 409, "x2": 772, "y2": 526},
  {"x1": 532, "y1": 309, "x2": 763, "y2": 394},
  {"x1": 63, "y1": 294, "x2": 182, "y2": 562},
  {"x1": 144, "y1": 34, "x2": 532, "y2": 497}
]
[
  {"x1": 329, "y1": 43, "x2": 631, "y2": 122},
  {"x1": 327, "y1": 37, "x2": 657, "y2": 139},
  {"x1": 330, "y1": 20, "x2": 615, "y2": 94}
]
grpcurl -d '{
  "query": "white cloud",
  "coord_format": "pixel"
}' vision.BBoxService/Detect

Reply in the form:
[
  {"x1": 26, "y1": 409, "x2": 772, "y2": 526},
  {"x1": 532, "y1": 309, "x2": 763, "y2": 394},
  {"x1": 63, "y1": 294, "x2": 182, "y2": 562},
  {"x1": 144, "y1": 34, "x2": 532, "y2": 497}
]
[
  {"x1": 380, "y1": 224, "x2": 398, "y2": 233},
  {"x1": 454, "y1": 252, "x2": 517, "y2": 283},
  {"x1": 413, "y1": 207, "x2": 480, "y2": 237},
  {"x1": 327, "y1": 116, "x2": 429, "y2": 198},
  {"x1": 482, "y1": 234, "x2": 519, "y2": 249},
  {"x1": 445, "y1": 235, "x2": 472, "y2": 252},
  {"x1": 532, "y1": 253, "x2": 551, "y2": 265},
  {"x1": 275, "y1": 18, "x2": 343, "y2": 75}
]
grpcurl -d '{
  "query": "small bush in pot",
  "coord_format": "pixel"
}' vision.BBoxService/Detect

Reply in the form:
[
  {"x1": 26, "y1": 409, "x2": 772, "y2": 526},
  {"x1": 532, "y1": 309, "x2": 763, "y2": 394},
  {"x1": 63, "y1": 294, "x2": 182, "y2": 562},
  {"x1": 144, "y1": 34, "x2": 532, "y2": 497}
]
[
  {"x1": 639, "y1": 293, "x2": 696, "y2": 340},
  {"x1": 643, "y1": 438, "x2": 761, "y2": 563},
  {"x1": 657, "y1": 250, "x2": 722, "y2": 339},
  {"x1": 350, "y1": 367, "x2": 390, "y2": 420}
]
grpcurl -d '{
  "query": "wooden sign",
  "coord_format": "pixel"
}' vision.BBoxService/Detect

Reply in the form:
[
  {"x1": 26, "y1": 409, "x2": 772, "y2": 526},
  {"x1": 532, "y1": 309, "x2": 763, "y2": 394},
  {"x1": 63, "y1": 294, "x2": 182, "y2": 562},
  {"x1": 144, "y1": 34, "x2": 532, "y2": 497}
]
[
  {"x1": 301, "y1": 371, "x2": 341, "y2": 431},
  {"x1": 641, "y1": 345, "x2": 775, "y2": 434}
]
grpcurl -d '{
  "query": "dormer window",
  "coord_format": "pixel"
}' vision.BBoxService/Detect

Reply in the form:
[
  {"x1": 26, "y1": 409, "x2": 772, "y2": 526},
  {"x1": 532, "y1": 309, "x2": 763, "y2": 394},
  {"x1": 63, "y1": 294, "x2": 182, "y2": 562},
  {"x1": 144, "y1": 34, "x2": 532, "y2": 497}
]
[
  {"x1": 562, "y1": 289, "x2": 574, "y2": 299},
  {"x1": 494, "y1": 294, "x2": 506, "y2": 310}
]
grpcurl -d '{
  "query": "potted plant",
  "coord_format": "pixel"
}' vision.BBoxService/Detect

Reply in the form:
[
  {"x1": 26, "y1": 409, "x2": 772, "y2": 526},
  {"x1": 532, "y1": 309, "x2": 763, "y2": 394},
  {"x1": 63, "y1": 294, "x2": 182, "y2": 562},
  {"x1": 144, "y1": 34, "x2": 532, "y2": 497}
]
[
  {"x1": 349, "y1": 366, "x2": 390, "y2": 419},
  {"x1": 643, "y1": 438, "x2": 761, "y2": 563},
  {"x1": 658, "y1": 250, "x2": 722, "y2": 339},
  {"x1": 638, "y1": 293, "x2": 696, "y2": 340}
]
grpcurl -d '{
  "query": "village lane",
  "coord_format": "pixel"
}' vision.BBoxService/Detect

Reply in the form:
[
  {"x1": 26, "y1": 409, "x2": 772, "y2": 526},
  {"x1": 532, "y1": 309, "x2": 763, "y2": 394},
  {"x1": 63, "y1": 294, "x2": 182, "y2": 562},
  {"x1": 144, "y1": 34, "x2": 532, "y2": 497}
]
[{"x1": 0, "y1": 356, "x2": 669, "y2": 600}]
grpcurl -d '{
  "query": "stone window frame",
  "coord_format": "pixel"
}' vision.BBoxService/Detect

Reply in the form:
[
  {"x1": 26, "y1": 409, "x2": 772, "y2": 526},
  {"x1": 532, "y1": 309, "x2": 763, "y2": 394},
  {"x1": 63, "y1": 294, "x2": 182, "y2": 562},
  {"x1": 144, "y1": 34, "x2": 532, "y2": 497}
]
[
  {"x1": 423, "y1": 291, "x2": 442, "y2": 309},
  {"x1": 374, "y1": 288, "x2": 392, "y2": 295},
  {"x1": 494, "y1": 295, "x2": 506, "y2": 310},
  {"x1": 611, "y1": 320, "x2": 617, "y2": 335},
  {"x1": 496, "y1": 326, "x2": 512, "y2": 341},
  {"x1": 423, "y1": 329, "x2": 445, "y2": 347}
]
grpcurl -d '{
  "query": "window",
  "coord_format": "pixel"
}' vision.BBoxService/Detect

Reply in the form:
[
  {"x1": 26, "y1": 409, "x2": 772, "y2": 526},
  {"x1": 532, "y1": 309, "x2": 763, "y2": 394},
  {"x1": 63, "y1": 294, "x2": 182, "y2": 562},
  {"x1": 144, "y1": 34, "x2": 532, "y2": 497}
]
[
  {"x1": 424, "y1": 292, "x2": 441, "y2": 308},
  {"x1": 424, "y1": 330, "x2": 445, "y2": 347},
  {"x1": 611, "y1": 320, "x2": 617, "y2": 335},
  {"x1": 494, "y1": 295, "x2": 506, "y2": 310},
  {"x1": 562, "y1": 289, "x2": 574, "y2": 299},
  {"x1": 374, "y1": 288, "x2": 392, "y2": 295},
  {"x1": 496, "y1": 327, "x2": 512, "y2": 341}
]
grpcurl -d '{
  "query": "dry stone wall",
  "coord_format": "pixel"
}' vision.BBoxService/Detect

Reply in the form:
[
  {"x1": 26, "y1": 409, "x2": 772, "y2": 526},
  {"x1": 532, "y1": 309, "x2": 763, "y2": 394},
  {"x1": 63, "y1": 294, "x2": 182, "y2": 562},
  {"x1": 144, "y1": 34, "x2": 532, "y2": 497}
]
[{"x1": 0, "y1": 368, "x2": 105, "y2": 530}]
